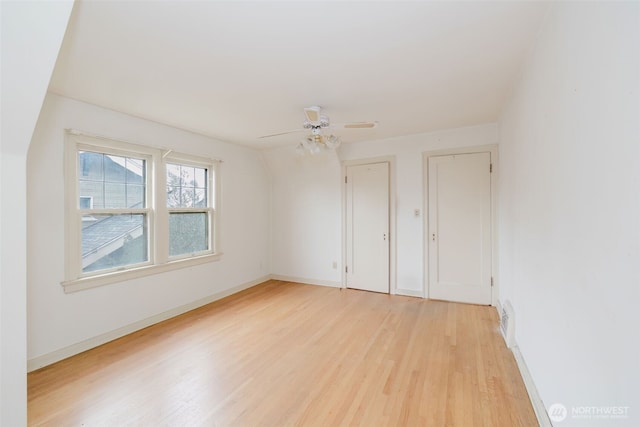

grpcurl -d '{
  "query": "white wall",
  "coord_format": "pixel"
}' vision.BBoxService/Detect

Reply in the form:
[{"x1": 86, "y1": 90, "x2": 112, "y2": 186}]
[
  {"x1": 264, "y1": 124, "x2": 498, "y2": 293},
  {"x1": 27, "y1": 94, "x2": 270, "y2": 365},
  {"x1": 262, "y1": 146, "x2": 342, "y2": 285},
  {"x1": 499, "y1": 2, "x2": 640, "y2": 425},
  {"x1": 0, "y1": 1, "x2": 73, "y2": 425},
  {"x1": 340, "y1": 124, "x2": 498, "y2": 294}
]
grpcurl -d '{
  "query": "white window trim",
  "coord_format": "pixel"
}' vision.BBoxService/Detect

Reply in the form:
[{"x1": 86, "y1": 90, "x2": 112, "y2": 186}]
[{"x1": 62, "y1": 130, "x2": 222, "y2": 293}]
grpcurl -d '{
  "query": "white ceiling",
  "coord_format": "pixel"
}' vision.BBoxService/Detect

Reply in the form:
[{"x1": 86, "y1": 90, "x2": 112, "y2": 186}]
[{"x1": 49, "y1": 1, "x2": 549, "y2": 149}]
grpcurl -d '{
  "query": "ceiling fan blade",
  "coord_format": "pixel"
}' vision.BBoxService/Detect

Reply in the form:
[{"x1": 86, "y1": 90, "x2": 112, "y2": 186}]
[
  {"x1": 258, "y1": 129, "x2": 305, "y2": 139},
  {"x1": 334, "y1": 121, "x2": 378, "y2": 129}
]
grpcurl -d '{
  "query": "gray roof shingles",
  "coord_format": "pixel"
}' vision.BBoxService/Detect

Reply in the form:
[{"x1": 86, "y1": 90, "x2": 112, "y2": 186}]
[{"x1": 82, "y1": 215, "x2": 143, "y2": 257}]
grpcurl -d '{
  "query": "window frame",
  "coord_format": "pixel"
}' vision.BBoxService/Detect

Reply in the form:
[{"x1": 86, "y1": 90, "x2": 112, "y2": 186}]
[
  {"x1": 163, "y1": 154, "x2": 216, "y2": 261},
  {"x1": 62, "y1": 130, "x2": 222, "y2": 293}
]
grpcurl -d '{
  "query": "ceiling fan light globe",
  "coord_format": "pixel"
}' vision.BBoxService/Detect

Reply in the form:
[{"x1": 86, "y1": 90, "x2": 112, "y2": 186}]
[
  {"x1": 324, "y1": 134, "x2": 341, "y2": 149},
  {"x1": 310, "y1": 141, "x2": 321, "y2": 154},
  {"x1": 301, "y1": 136, "x2": 311, "y2": 150}
]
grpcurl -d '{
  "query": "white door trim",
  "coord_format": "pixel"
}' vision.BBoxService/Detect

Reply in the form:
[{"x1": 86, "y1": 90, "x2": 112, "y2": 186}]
[
  {"x1": 422, "y1": 144, "x2": 498, "y2": 306},
  {"x1": 342, "y1": 156, "x2": 397, "y2": 294}
]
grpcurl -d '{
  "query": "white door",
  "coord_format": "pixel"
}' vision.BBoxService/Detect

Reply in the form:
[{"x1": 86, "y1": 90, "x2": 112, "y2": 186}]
[
  {"x1": 427, "y1": 152, "x2": 492, "y2": 304},
  {"x1": 345, "y1": 162, "x2": 389, "y2": 293}
]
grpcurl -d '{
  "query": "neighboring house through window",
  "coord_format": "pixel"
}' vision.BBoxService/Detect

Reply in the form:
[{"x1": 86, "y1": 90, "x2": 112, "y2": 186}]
[{"x1": 63, "y1": 130, "x2": 220, "y2": 292}]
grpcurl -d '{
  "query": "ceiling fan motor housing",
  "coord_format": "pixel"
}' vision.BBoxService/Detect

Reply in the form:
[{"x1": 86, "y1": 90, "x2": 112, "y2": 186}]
[
  {"x1": 318, "y1": 115, "x2": 330, "y2": 127},
  {"x1": 303, "y1": 115, "x2": 330, "y2": 129}
]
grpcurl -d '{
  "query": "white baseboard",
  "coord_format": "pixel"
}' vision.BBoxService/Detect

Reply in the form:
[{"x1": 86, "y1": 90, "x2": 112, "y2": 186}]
[
  {"x1": 271, "y1": 277, "x2": 424, "y2": 298},
  {"x1": 395, "y1": 288, "x2": 424, "y2": 298},
  {"x1": 495, "y1": 303, "x2": 549, "y2": 426},
  {"x1": 27, "y1": 275, "x2": 270, "y2": 372},
  {"x1": 270, "y1": 274, "x2": 342, "y2": 288},
  {"x1": 511, "y1": 345, "x2": 551, "y2": 427}
]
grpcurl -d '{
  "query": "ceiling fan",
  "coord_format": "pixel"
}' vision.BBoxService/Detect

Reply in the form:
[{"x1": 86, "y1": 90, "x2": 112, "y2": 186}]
[{"x1": 259, "y1": 106, "x2": 377, "y2": 154}]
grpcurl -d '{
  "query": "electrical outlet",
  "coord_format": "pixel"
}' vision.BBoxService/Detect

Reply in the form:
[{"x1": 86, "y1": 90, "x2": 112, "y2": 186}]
[
  {"x1": 414, "y1": 209, "x2": 420, "y2": 217},
  {"x1": 332, "y1": 261, "x2": 337, "y2": 269}
]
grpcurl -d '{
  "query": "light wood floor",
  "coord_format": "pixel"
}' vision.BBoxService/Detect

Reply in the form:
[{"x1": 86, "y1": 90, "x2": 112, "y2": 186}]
[{"x1": 28, "y1": 280, "x2": 537, "y2": 426}]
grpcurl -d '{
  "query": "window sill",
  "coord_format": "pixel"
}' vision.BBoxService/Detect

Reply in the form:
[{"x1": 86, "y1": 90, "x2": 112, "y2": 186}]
[{"x1": 61, "y1": 253, "x2": 223, "y2": 293}]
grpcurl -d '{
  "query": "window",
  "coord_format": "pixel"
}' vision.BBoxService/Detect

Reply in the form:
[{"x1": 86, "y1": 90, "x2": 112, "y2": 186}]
[
  {"x1": 79, "y1": 196, "x2": 93, "y2": 209},
  {"x1": 165, "y1": 161, "x2": 214, "y2": 258},
  {"x1": 78, "y1": 151, "x2": 149, "y2": 273},
  {"x1": 63, "y1": 131, "x2": 220, "y2": 292}
]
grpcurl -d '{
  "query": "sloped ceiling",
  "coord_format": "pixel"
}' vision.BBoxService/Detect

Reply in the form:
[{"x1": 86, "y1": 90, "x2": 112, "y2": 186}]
[{"x1": 49, "y1": 1, "x2": 549, "y2": 148}]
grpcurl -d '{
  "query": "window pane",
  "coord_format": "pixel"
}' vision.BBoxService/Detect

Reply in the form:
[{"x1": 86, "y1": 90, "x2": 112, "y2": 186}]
[
  {"x1": 182, "y1": 166, "x2": 195, "y2": 187},
  {"x1": 127, "y1": 184, "x2": 145, "y2": 208},
  {"x1": 180, "y1": 187, "x2": 196, "y2": 208},
  {"x1": 194, "y1": 188, "x2": 206, "y2": 207},
  {"x1": 79, "y1": 151, "x2": 146, "y2": 209},
  {"x1": 166, "y1": 163, "x2": 208, "y2": 208},
  {"x1": 167, "y1": 186, "x2": 181, "y2": 208},
  {"x1": 105, "y1": 155, "x2": 126, "y2": 182},
  {"x1": 79, "y1": 151, "x2": 103, "y2": 180},
  {"x1": 80, "y1": 180, "x2": 104, "y2": 209},
  {"x1": 167, "y1": 164, "x2": 181, "y2": 185},
  {"x1": 169, "y1": 213, "x2": 208, "y2": 257},
  {"x1": 194, "y1": 168, "x2": 206, "y2": 188},
  {"x1": 104, "y1": 183, "x2": 126, "y2": 208},
  {"x1": 82, "y1": 214, "x2": 148, "y2": 273},
  {"x1": 126, "y1": 158, "x2": 145, "y2": 183}
]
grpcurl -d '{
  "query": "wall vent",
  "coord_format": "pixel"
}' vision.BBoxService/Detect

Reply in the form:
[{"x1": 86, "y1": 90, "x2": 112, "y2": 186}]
[{"x1": 500, "y1": 301, "x2": 515, "y2": 348}]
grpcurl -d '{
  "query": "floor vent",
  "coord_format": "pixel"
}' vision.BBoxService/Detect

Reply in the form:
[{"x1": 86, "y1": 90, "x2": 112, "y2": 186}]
[{"x1": 500, "y1": 301, "x2": 515, "y2": 348}]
